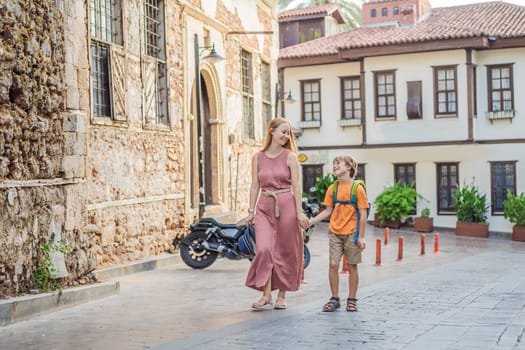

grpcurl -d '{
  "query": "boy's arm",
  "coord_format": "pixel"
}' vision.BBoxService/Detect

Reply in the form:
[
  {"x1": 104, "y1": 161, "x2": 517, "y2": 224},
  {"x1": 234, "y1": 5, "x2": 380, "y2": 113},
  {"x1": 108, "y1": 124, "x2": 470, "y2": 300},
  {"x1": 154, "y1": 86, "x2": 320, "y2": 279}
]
[{"x1": 308, "y1": 207, "x2": 333, "y2": 226}]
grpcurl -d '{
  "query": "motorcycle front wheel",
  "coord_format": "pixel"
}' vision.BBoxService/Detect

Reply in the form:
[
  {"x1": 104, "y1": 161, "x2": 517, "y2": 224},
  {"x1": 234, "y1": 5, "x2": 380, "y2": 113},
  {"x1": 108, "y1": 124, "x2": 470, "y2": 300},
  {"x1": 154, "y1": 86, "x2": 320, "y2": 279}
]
[
  {"x1": 180, "y1": 231, "x2": 218, "y2": 269},
  {"x1": 303, "y1": 244, "x2": 311, "y2": 269}
]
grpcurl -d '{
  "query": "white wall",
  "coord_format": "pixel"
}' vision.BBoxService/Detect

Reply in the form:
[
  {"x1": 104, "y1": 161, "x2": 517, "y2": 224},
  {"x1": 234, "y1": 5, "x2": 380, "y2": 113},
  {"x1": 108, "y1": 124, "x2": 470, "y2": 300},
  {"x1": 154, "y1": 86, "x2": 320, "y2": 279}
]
[{"x1": 284, "y1": 47, "x2": 525, "y2": 233}]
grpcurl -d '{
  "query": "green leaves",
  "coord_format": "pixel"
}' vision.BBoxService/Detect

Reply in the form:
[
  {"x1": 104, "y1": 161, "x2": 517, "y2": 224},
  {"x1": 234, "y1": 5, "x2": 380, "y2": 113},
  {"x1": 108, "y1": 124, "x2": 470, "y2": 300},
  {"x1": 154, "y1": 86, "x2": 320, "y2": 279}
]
[
  {"x1": 314, "y1": 173, "x2": 336, "y2": 205},
  {"x1": 503, "y1": 191, "x2": 525, "y2": 227},
  {"x1": 453, "y1": 182, "x2": 488, "y2": 223},
  {"x1": 374, "y1": 182, "x2": 419, "y2": 224}
]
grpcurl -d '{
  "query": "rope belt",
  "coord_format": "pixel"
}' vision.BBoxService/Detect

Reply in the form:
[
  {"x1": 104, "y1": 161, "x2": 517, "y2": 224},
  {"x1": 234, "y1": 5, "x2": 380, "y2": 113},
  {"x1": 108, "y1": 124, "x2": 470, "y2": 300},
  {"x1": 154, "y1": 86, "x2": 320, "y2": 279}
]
[{"x1": 261, "y1": 188, "x2": 292, "y2": 218}]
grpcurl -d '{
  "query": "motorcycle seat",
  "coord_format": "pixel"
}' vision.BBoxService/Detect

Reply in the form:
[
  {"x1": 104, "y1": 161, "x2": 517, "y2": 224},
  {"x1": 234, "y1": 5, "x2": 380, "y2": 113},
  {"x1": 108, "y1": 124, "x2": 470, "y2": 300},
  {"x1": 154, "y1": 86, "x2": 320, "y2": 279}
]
[{"x1": 196, "y1": 217, "x2": 238, "y2": 229}]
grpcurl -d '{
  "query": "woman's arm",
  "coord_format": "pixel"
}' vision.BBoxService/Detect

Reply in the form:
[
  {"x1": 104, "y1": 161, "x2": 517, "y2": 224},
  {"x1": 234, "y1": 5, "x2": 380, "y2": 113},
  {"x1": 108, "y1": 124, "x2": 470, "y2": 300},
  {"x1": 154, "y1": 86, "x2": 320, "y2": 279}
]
[
  {"x1": 288, "y1": 152, "x2": 308, "y2": 227},
  {"x1": 246, "y1": 152, "x2": 260, "y2": 224}
]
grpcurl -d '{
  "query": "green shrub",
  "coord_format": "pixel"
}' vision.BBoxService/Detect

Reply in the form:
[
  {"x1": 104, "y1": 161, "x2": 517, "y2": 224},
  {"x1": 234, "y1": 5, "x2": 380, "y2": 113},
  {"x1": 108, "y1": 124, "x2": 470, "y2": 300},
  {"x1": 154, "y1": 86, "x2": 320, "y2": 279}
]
[
  {"x1": 503, "y1": 191, "x2": 525, "y2": 227},
  {"x1": 374, "y1": 182, "x2": 420, "y2": 224},
  {"x1": 420, "y1": 207, "x2": 431, "y2": 218},
  {"x1": 313, "y1": 173, "x2": 336, "y2": 206},
  {"x1": 453, "y1": 182, "x2": 488, "y2": 223}
]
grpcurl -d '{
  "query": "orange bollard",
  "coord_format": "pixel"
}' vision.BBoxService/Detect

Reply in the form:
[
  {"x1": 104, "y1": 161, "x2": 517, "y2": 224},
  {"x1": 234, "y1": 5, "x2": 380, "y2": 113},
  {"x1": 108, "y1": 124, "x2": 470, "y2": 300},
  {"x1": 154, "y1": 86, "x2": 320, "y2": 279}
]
[
  {"x1": 374, "y1": 239, "x2": 382, "y2": 266},
  {"x1": 434, "y1": 232, "x2": 439, "y2": 253},
  {"x1": 340, "y1": 255, "x2": 349, "y2": 274},
  {"x1": 420, "y1": 234, "x2": 426, "y2": 255},
  {"x1": 384, "y1": 227, "x2": 389, "y2": 245},
  {"x1": 397, "y1": 236, "x2": 404, "y2": 261}
]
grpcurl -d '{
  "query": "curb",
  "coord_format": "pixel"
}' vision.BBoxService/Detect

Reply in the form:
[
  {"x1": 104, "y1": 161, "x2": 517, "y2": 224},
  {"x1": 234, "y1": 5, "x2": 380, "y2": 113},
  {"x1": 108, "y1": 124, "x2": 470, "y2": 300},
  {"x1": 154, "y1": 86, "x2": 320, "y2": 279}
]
[
  {"x1": 0, "y1": 281, "x2": 119, "y2": 327},
  {"x1": 0, "y1": 252, "x2": 181, "y2": 327},
  {"x1": 91, "y1": 253, "x2": 181, "y2": 281}
]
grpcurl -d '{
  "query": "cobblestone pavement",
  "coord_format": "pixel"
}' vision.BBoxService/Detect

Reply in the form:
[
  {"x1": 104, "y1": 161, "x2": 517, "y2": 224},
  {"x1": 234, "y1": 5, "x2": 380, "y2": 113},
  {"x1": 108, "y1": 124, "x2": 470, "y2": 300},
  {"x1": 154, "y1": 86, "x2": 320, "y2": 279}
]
[{"x1": 1, "y1": 223, "x2": 524, "y2": 350}]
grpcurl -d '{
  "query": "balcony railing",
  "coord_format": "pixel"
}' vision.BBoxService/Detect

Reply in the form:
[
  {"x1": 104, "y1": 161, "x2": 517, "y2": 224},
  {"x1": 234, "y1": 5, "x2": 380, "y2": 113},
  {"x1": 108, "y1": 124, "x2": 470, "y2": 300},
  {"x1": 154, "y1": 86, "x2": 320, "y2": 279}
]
[{"x1": 486, "y1": 110, "x2": 515, "y2": 124}]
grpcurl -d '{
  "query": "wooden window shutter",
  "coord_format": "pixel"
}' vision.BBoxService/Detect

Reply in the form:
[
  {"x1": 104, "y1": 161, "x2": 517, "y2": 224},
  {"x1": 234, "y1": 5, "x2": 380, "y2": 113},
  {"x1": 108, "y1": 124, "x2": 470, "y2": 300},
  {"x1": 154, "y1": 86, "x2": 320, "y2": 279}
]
[
  {"x1": 407, "y1": 81, "x2": 422, "y2": 119},
  {"x1": 110, "y1": 47, "x2": 128, "y2": 121},
  {"x1": 142, "y1": 57, "x2": 157, "y2": 125}
]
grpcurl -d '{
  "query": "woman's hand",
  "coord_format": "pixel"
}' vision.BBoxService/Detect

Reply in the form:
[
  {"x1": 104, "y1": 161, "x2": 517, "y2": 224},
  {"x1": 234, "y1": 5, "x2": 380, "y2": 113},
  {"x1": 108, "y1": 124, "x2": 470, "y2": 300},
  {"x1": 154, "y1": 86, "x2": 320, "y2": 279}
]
[
  {"x1": 297, "y1": 213, "x2": 309, "y2": 229},
  {"x1": 245, "y1": 213, "x2": 255, "y2": 225}
]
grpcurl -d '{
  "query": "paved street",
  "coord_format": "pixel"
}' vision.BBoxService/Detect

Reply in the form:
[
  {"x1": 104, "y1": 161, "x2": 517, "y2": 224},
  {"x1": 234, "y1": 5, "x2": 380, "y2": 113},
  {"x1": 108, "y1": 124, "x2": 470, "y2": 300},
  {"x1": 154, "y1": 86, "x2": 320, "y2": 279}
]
[{"x1": 1, "y1": 223, "x2": 524, "y2": 350}]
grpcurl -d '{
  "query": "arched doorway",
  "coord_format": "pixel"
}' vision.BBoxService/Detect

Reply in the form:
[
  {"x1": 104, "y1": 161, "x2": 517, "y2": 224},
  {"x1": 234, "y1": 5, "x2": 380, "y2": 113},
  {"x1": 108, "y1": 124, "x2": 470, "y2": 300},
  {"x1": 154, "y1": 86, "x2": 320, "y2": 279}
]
[{"x1": 189, "y1": 68, "x2": 221, "y2": 214}]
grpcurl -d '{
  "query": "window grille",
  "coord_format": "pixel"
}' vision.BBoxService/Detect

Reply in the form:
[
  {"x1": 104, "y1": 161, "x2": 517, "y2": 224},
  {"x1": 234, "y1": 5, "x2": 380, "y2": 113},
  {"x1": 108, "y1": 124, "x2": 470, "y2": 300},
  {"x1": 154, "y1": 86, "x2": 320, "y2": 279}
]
[
  {"x1": 241, "y1": 49, "x2": 254, "y2": 139},
  {"x1": 144, "y1": 0, "x2": 169, "y2": 126},
  {"x1": 91, "y1": 42, "x2": 111, "y2": 117},
  {"x1": 90, "y1": 0, "x2": 122, "y2": 120}
]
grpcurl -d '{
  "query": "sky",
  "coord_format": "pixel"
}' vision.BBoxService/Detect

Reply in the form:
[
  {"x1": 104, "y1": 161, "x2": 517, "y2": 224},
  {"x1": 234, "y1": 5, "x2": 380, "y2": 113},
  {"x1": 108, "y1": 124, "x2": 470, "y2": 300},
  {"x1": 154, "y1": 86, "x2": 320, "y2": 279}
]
[{"x1": 430, "y1": 0, "x2": 524, "y2": 6}]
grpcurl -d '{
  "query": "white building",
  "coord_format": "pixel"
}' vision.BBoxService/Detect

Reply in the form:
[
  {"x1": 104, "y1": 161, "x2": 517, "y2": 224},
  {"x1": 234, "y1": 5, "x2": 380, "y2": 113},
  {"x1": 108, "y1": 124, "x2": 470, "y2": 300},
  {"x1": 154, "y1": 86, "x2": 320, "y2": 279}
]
[{"x1": 279, "y1": 1, "x2": 525, "y2": 233}]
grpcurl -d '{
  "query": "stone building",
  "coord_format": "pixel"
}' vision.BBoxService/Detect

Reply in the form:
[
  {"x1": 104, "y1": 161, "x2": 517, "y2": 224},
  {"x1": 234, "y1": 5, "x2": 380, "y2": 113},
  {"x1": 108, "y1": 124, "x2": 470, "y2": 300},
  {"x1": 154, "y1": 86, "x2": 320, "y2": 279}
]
[{"x1": 1, "y1": 0, "x2": 279, "y2": 298}]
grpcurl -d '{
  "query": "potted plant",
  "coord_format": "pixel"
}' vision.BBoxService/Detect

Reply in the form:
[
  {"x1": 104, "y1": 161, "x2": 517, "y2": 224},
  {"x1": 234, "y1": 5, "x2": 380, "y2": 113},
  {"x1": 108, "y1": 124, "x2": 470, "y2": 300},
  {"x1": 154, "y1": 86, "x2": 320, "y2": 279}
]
[
  {"x1": 414, "y1": 207, "x2": 433, "y2": 233},
  {"x1": 374, "y1": 182, "x2": 419, "y2": 229},
  {"x1": 453, "y1": 181, "x2": 489, "y2": 238},
  {"x1": 503, "y1": 191, "x2": 525, "y2": 241}
]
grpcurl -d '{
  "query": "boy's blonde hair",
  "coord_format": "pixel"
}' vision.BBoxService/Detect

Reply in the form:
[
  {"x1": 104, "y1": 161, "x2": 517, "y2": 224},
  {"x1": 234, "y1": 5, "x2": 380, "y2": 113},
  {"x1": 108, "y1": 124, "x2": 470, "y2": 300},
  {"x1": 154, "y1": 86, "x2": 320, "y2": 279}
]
[{"x1": 333, "y1": 155, "x2": 358, "y2": 179}]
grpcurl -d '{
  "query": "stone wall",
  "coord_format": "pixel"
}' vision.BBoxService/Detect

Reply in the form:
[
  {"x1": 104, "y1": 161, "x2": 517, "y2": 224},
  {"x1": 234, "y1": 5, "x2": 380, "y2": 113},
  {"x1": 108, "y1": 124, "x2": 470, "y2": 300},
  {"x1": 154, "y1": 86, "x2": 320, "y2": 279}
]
[{"x1": 0, "y1": 0, "x2": 68, "y2": 297}]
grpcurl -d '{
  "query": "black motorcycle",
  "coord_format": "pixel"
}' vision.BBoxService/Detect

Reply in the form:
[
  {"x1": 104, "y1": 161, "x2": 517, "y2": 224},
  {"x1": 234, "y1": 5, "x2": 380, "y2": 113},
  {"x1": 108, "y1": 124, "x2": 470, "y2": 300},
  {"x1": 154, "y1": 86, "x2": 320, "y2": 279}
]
[{"x1": 178, "y1": 217, "x2": 311, "y2": 270}]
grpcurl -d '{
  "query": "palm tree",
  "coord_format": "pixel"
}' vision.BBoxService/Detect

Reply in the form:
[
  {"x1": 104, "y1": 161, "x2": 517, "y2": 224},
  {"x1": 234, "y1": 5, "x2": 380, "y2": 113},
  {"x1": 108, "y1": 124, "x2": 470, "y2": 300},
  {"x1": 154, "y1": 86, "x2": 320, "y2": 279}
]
[{"x1": 278, "y1": 0, "x2": 364, "y2": 28}]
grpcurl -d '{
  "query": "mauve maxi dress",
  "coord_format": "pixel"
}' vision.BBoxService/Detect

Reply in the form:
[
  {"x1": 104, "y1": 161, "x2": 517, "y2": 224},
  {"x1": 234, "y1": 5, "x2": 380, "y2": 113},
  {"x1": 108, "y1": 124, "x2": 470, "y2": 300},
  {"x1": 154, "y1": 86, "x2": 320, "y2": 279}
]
[{"x1": 245, "y1": 149, "x2": 304, "y2": 292}]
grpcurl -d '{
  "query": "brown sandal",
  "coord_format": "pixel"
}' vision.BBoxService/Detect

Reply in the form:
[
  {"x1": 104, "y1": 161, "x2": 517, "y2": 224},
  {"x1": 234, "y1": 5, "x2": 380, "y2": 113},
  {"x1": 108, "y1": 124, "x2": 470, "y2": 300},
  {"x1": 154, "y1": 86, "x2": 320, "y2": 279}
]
[
  {"x1": 322, "y1": 297, "x2": 340, "y2": 312},
  {"x1": 346, "y1": 298, "x2": 358, "y2": 312}
]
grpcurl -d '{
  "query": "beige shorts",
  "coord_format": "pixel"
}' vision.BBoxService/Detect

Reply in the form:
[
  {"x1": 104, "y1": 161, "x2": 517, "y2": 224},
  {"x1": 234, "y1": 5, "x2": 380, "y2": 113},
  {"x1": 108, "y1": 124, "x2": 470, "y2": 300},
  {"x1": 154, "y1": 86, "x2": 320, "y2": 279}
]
[{"x1": 329, "y1": 232, "x2": 362, "y2": 265}]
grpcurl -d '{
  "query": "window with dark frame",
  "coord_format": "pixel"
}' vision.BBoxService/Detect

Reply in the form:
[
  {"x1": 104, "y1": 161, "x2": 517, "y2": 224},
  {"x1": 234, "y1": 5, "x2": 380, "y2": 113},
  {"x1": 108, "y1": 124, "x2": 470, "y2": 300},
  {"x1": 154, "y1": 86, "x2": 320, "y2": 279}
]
[
  {"x1": 490, "y1": 161, "x2": 516, "y2": 214},
  {"x1": 434, "y1": 66, "x2": 457, "y2": 116},
  {"x1": 241, "y1": 49, "x2": 254, "y2": 139},
  {"x1": 394, "y1": 163, "x2": 416, "y2": 214},
  {"x1": 356, "y1": 164, "x2": 366, "y2": 182},
  {"x1": 394, "y1": 163, "x2": 415, "y2": 186},
  {"x1": 371, "y1": 9, "x2": 377, "y2": 17},
  {"x1": 298, "y1": 19, "x2": 324, "y2": 44},
  {"x1": 301, "y1": 80, "x2": 321, "y2": 122},
  {"x1": 302, "y1": 165, "x2": 324, "y2": 197},
  {"x1": 374, "y1": 71, "x2": 396, "y2": 119},
  {"x1": 144, "y1": 0, "x2": 169, "y2": 126},
  {"x1": 487, "y1": 64, "x2": 514, "y2": 112},
  {"x1": 393, "y1": 7, "x2": 399, "y2": 15},
  {"x1": 261, "y1": 61, "x2": 272, "y2": 134},
  {"x1": 437, "y1": 163, "x2": 459, "y2": 214},
  {"x1": 381, "y1": 7, "x2": 388, "y2": 16},
  {"x1": 89, "y1": 0, "x2": 122, "y2": 118},
  {"x1": 341, "y1": 76, "x2": 361, "y2": 120}
]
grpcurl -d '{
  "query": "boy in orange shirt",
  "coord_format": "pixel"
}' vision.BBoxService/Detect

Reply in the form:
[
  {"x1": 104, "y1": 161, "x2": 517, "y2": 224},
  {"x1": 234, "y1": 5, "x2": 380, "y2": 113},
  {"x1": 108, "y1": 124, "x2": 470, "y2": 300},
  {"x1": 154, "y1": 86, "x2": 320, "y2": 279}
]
[{"x1": 307, "y1": 155, "x2": 368, "y2": 312}]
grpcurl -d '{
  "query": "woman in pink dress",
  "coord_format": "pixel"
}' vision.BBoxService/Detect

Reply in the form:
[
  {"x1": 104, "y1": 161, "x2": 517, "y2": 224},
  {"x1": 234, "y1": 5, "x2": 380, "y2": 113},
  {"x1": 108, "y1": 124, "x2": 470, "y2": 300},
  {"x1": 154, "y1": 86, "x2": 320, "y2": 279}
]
[{"x1": 245, "y1": 118, "x2": 309, "y2": 310}]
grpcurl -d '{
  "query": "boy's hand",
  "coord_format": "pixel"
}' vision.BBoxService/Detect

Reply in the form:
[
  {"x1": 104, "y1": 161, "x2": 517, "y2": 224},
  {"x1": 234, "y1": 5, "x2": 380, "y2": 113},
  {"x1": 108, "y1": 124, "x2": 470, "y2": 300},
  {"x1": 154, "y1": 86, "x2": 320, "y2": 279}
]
[{"x1": 357, "y1": 238, "x2": 366, "y2": 250}]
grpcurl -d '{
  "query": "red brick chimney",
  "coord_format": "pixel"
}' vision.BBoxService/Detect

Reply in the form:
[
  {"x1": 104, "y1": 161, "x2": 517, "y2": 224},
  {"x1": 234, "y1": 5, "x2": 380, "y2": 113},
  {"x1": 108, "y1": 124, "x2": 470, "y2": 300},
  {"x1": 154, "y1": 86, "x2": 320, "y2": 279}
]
[{"x1": 362, "y1": 0, "x2": 432, "y2": 26}]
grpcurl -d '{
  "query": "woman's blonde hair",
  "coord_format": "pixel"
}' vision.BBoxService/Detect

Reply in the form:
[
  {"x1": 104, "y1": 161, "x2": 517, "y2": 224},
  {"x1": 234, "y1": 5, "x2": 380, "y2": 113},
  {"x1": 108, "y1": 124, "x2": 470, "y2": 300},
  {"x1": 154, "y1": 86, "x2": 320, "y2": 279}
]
[
  {"x1": 333, "y1": 155, "x2": 358, "y2": 179},
  {"x1": 261, "y1": 117, "x2": 298, "y2": 153}
]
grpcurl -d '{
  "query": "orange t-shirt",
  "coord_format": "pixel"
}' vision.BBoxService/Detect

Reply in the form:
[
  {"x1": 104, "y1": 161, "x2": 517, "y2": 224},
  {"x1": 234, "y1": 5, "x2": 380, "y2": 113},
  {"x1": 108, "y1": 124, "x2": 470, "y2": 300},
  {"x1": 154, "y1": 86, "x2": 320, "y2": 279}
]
[{"x1": 323, "y1": 181, "x2": 369, "y2": 235}]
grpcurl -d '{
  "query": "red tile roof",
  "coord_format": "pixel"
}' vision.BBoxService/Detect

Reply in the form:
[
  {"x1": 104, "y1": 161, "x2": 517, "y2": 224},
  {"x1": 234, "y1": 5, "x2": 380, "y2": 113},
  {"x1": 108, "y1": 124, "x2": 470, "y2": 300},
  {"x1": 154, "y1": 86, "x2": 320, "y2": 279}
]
[
  {"x1": 279, "y1": 3, "x2": 345, "y2": 24},
  {"x1": 279, "y1": 1, "x2": 525, "y2": 60}
]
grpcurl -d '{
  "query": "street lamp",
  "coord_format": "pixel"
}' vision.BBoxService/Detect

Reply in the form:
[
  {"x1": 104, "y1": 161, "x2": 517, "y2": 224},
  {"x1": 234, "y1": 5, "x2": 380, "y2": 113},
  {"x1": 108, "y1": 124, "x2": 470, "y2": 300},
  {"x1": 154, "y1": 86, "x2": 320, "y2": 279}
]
[
  {"x1": 194, "y1": 33, "x2": 224, "y2": 218},
  {"x1": 274, "y1": 82, "x2": 295, "y2": 118}
]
